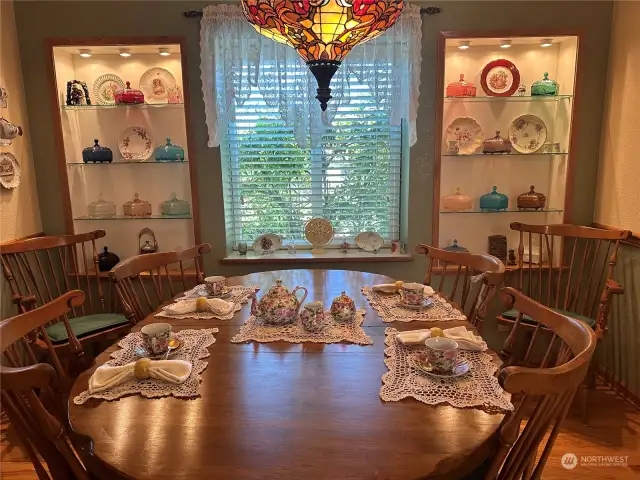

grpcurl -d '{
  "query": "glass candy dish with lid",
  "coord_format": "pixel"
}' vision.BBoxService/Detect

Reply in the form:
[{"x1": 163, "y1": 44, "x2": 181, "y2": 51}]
[
  {"x1": 446, "y1": 74, "x2": 477, "y2": 98},
  {"x1": 442, "y1": 187, "x2": 472, "y2": 211},
  {"x1": 482, "y1": 131, "x2": 512, "y2": 154},
  {"x1": 154, "y1": 137, "x2": 185, "y2": 162},
  {"x1": 443, "y1": 239, "x2": 469, "y2": 253},
  {"x1": 114, "y1": 81, "x2": 144, "y2": 105},
  {"x1": 82, "y1": 139, "x2": 113, "y2": 163},
  {"x1": 480, "y1": 186, "x2": 509, "y2": 212},
  {"x1": 531, "y1": 72, "x2": 559, "y2": 96},
  {"x1": 123, "y1": 193, "x2": 152, "y2": 217},
  {"x1": 517, "y1": 185, "x2": 547, "y2": 210},
  {"x1": 87, "y1": 195, "x2": 116, "y2": 218},
  {"x1": 161, "y1": 193, "x2": 190, "y2": 216}
]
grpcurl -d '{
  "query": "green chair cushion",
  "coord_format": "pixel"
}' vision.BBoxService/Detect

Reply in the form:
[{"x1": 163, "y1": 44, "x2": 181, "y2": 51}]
[
  {"x1": 45, "y1": 313, "x2": 129, "y2": 344},
  {"x1": 501, "y1": 308, "x2": 596, "y2": 328}
]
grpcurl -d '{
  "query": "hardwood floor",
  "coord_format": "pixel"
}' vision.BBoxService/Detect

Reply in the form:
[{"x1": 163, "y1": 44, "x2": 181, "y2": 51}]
[{"x1": 1, "y1": 382, "x2": 638, "y2": 479}]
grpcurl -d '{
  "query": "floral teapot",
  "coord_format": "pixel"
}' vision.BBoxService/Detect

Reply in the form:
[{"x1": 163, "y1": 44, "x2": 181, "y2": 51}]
[{"x1": 250, "y1": 280, "x2": 308, "y2": 324}]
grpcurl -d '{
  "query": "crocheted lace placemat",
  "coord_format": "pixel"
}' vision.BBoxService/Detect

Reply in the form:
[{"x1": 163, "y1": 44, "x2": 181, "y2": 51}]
[
  {"x1": 362, "y1": 287, "x2": 467, "y2": 323},
  {"x1": 380, "y1": 328, "x2": 513, "y2": 412},
  {"x1": 73, "y1": 328, "x2": 218, "y2": 404},
  {"x1": 155, "y1": 285, "x2": 257, "y2": 320},
  {"x1": 230, "y1": 309, "x2": 373, "y2": 345}
]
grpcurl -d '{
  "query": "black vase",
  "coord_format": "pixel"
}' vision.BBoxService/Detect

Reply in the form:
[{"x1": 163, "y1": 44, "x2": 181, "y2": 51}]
[{"x1": 98, "y1": 246, "x2": 120, "y2": 272}]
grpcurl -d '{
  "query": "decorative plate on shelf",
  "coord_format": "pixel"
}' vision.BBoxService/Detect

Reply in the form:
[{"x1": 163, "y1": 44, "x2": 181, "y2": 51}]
[
  {"x1": 0, "y1": 152, "x2": 21, "y2": 189},
  {"x1": 252, "y1": 234, "x2": 282, "y2": 254},
  {"x1": 139, "y1": 68, "x2": 176, "y2": 104},
  {"x1": 480, "y1": 59, "x2": 520, "y2": 97},
  {"x1": 93, "y1": 74, "x2": 125, "y2": 105},
  {"x1": 508, "y1": 115, "x2": 547, "y2": 153},
  {"x1": 119, "y1": 126, "x2": 153, "y2": 161},
  {"x1": 445, "y1": 117, "x2": 483, "y2": 155},
  {"x1": 355, "y1": 231, "x2": 384, "y2": 252},
  {"x1": 304, "y1": 217, "x2": 334, "y2": 254}
]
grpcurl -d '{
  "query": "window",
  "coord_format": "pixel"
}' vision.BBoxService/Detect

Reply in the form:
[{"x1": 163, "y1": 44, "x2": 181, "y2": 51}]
[{"x1": 221, "y1": 63, "x2": 403, "y2": 247}]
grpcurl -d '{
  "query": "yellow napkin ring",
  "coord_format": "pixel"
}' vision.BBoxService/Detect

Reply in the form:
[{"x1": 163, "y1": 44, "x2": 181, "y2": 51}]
[{"x1": 134, "y1": 358, "x2": 151, "y2": 380}]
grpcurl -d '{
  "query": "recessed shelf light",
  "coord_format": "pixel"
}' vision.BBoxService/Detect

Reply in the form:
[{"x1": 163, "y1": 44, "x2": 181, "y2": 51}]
[
  {"x1": 540, "y1": 39, "x2": 553, "y2": 47},
  {"x1": 79, "y1": 49, "x2": 92, "y2": 58},
  {"x1": 458, "y1": 41, "x2": 470, "y2": 50},
  {"x1": 500, "y1": 40, "x2": 512, "y2": 49},
  {"x1": 119, "y1": 48, "x2": 132, "y2": 57},
  {"x1": 159, "y1": 48, "x2": 170, "y2": 57}
]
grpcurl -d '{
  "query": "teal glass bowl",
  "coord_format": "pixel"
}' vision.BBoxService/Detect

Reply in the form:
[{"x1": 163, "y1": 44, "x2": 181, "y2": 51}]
[{"x1": 479, "y1": 186, "x2": 509, "y2": 211}]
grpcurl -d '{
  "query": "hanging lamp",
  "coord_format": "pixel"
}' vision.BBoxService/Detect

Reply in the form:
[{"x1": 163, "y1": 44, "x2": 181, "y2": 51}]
[{"x1": 241, "y1": 0, "x2": 404, "y2": 111}]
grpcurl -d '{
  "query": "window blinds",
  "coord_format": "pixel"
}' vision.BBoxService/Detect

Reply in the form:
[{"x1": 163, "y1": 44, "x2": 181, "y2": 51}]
[{"x1": 222, "y1": 67, "x2": 403, "y2": 247}]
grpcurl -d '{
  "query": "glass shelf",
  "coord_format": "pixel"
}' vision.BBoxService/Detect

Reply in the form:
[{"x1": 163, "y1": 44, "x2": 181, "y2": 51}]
[
  {"x1": 442, "y1": 152, "x2": 568, "y2": 157},
  {"x1": 444, "y1": 95, "x2": 572, "y2": 103},
  {"x1": 62, "y1": 103, "x2": 184, "y2": 111},
  {"x1": 67, "y1": 161, "x2": 188, "y2": 166},
  {"x1": 440, "y1": 209, "x2": 563, "y2": 214},
  {"x1": 74, "y1": 215, "x2": 192, "y2": 220}
]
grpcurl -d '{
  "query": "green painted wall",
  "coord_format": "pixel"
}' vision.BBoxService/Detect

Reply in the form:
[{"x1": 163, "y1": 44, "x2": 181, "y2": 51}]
[
  {"x1": 598, "y1": 244, "x2": 640, "y2": 393},
  {"x1": 13, "y1": 0, "x2": 613, "y2": 282}
]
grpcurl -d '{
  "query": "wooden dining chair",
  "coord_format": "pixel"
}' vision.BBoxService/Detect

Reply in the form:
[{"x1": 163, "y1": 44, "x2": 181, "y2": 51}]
[
  {"x1": 110, "y1": 243, "x2": 211, "y2": 324},
  {"x1": 1, "y1": 231, "x2": 131, "y2": 360},
  {"x1": 415, "y1": 244, "x2": 505, "y2": 330},
  {"x1": 452, "y1": 288, "x2": 597, "y2": 480},
  {"x1": 1, "y1": 290, "x2": 91, "y2": 480}
]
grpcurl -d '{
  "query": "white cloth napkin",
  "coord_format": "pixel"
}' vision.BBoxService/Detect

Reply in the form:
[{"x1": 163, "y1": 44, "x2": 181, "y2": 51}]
[
  {"x1": 163, "y1": 298, "x2": 234, "y2": 316},
  {"x1": 396, "y1": 326, "x2": 487, "y2": 351},
  {"x1": 372, "y1": 284, "x2": 435, "y2": 296},
  {"x1": 88, "y1": 359, "x2": 192, "y2": 394}
]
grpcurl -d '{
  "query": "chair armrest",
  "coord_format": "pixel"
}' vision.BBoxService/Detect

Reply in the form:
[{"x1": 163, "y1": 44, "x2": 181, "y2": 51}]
[{"x1": 606, "y1": 278, "x2": 624, "y2": 295}]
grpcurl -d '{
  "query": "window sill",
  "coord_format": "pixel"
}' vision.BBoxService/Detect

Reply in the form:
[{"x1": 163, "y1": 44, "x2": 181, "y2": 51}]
[{"x1": 220, "y1": 250, "x2": 413, "y2": 265}]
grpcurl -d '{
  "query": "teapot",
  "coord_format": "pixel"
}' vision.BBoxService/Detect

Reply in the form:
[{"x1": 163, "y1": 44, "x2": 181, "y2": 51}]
[{"x1": 250, "y1": 280, "x2": 308, "y2": 324}]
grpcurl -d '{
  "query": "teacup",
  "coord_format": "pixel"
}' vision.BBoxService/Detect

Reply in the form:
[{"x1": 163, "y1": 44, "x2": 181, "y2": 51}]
[
  {"x1": 300, "y1": 301, "x2": 327, "y2": 332},
  {"x1": 425, "y1": 337, "x2": 459, "y2": 374},
  {"x1": 141, "y1": 323, "x2": 172, "y2": 356},
  {"x1": 400, "y1": 282, "x2": 425, "y2": 306},
  {"x1": 205, "y1": 276, "x2": 226, "y2": 296}
]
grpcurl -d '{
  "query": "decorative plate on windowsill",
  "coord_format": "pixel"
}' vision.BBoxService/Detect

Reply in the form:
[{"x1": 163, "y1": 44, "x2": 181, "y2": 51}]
[
  {"x1": 252, "y1": 234, "x2": 282, "y2": 255},
  {"x1": 304, "y1": 217, "x2": 334, "y2": 254}
]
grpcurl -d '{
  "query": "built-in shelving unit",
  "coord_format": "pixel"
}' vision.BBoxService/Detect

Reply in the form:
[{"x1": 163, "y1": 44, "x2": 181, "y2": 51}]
[
  {"x1": 51, "y1": 41, "x2": 197, "y2": 262},
  {"x1": 435, "y1": 34, "x2": 579, "y2": 257}
]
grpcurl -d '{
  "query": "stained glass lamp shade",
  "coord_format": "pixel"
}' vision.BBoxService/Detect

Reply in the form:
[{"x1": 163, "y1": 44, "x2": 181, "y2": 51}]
[{"x1": 241, "y1": 0, "x2": 404, "y2": 110}]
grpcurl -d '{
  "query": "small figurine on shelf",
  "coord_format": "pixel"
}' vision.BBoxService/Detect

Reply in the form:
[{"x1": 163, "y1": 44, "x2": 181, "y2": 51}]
[
  {"x1": 98, "y1": 246, "x2": 120, "y2": 272},
  {"x1": 66, "y1": 80, "x2": 91, "y2": 106},
  {"x1": 516, "y1": 84, "x2": 527, "y2": 96},
  {"x1": 508, "y1": 249, "x2": 517, "y2": 266},
  {"x1": 238, "y1": 242, "x2": 248, "y2": 255},
  {"x1": 286, "y1": 239, "x2": 296, "y2": 255},
  {"x1": 340, "y1": 237, "x2": 350, "y2": 253},
  {"x1": 138, "y1": 227, "x2": 158, "y2": 254},
  {"x1": 0, "y1": 87, "x2": 7, "y2": 108}
]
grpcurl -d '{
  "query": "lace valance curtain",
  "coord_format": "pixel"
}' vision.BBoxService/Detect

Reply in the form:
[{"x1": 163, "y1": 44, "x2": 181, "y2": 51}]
[{"x1": 199, "y1": 3, "x2": 422, "y2": 149}]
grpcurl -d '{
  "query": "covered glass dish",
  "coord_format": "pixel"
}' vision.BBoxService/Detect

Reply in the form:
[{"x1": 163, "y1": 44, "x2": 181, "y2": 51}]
[
  {"x1": 154, "y1": 137, "x2": 185, "y2": 162},
  {"x1": 114, "y1": 81, "x2": 144, "y2": 104},
  {"x1": 442, "y1": 187, "x2": 472, "y2": 211},
  {"x1": 446, "y1": 74, "x2": 477, "y2": 97},
  {"x1": 531, "y1": 72, "x2": 559, "y2": 96},
  {"x1": 123, "y1": 193, "x2": 152, "y2": 217},
  {"x1": 87, "y1": 195, "x2": 116, "y2": 218},
  {"x1": 482, "y1": 130, "x2": 512, "y2": 154},
  {"x1": 480, "y1": 186, "x2": 509, "y2": 211},
  {"x1": 517, "y1": 185, "x2": 546, "y2": 210},
  {"x1": 82, "y1": 139, "x2": 113, "y2": 163},
  {"x1": 443, "y1": 239, "x2": 469, "y2": 253},
  {"x1": 161, "y1": 193, "x2": 190, "y2": 216}
]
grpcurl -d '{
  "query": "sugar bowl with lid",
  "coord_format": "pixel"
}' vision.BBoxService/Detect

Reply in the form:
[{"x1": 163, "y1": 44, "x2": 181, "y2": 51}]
[{"x1": 330, "y1": 291, "x2": 356, "y2": 322}]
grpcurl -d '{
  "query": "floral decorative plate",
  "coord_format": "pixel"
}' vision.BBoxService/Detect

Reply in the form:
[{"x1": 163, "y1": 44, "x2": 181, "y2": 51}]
[
  {"x1": 93, "y1": 74, "x2": 125, "y2": 105},
  {"x1": 119, "y1": 126, "x2": 153, "y2": 161},
  {"x1": 508, "y1": 115, "x2": 547, "y2": 153},
  {"x1": 252, "y1": 234, "x2": 282, "y2": 254},
  {"x1": 304, "y1": 217, "x2": 334, "y2": 254},
  {"x1": 0, "y1": 152, "x2": 21, "y2": 189},
  {"x1": 445, "y1": 117, "x2": 483, "y2": 155},
  {"x1": 480, "y1": 59, "x2": 520, "y2": 97},
  {"x1": 139, "y1": 67, "x2": 177, "y2": 104},
  {"x1": 355, "y1": 231, "x2": 384, "y2": 253}
]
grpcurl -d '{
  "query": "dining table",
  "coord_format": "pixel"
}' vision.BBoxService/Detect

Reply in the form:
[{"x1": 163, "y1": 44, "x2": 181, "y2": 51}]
[{"x1": 69, "y1": 269, "x2": 506, "y2": 479}]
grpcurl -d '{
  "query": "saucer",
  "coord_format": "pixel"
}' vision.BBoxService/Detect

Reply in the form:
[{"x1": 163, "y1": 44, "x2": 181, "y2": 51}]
[
  {"x1": 209, "y1": 286, "x2": 233, "y2": 299},
  {"x1": 399, "y1": 298, "x2": 433, "y2": 310},
  {"x1": 135, "y1": 338, "x2": 183, "y2": 360},
  {"x1": 411, "y1": 355, "x2": 470, "y2": 379},
  {"x1": 181, "y1": 286, "x2": 232, "y2": 300}
]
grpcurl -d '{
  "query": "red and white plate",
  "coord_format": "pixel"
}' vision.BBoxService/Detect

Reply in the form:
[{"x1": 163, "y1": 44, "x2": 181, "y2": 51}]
[{"x1": 480, "y1": 59, "x2": 520, "y2": 97}]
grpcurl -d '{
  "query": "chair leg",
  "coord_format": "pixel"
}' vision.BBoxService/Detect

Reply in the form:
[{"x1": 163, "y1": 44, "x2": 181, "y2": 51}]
[{"x1": 578, "y1": 364, "x2": 596, "y2": 425}]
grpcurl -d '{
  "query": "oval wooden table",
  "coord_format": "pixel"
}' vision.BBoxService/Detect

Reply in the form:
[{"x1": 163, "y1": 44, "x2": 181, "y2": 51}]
[{"x1": 70, "y1": 269, "x2": 505, "y2": 479}]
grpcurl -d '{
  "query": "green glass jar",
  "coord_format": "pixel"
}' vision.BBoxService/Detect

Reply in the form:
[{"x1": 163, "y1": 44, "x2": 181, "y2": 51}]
[
  {"x1": 161, "y1": 193, "x2": 190, "y2": 216},
  {"x1": 531, "y1": 72, "x2": 558, "y2": 96},
  {"x1": 154, "y1": 137, "x2": 185, "y2": 162},
  {"x1": 479, "y1": 186, "x2": 509, "y2": 211}
]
